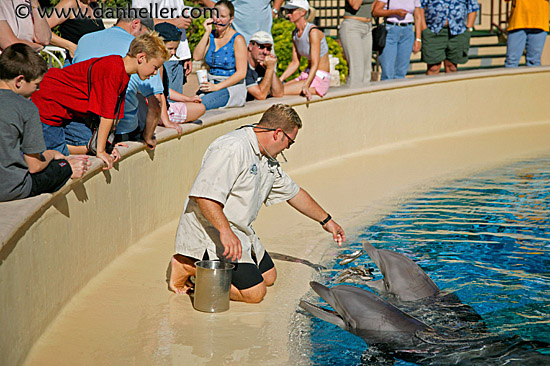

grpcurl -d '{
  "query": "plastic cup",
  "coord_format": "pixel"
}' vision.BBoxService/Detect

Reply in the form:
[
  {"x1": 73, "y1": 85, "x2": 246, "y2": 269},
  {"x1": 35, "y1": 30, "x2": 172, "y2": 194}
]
[{"x1": 196, "y1": 69, "x2": 208, "y2": 84}]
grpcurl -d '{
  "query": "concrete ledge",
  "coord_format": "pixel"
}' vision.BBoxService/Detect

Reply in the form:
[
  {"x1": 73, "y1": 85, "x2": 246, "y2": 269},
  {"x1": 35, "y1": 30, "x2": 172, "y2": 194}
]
[{"x1": 2, "y1": 67, "x2": 550, "y2": 366}]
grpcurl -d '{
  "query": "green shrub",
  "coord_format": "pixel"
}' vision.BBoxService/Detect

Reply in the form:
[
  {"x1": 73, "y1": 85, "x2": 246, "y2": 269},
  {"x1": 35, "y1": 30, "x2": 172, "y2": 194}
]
[{"x1": 187, "y1": 17, "x2": 206, "y2": 55}]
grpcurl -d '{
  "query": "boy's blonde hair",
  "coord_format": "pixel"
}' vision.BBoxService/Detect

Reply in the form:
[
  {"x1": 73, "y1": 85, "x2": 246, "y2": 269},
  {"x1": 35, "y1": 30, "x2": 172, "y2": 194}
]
[{"x1": 127, "y1": 32, "x2": 171, "y2": 61}]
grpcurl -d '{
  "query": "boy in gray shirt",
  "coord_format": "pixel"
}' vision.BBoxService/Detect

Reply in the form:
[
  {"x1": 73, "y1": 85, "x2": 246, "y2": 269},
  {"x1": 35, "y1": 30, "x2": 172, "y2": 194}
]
[{"x1": 0, "y1": 44, "x2": 89, "y2": 202}]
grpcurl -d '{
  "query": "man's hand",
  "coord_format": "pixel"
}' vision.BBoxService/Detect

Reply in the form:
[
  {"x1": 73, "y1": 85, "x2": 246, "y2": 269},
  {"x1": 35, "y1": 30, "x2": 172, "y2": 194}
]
[
  {"x1": 393, "y1": 9, "x2": 408, "y2": 18},
  {"x1": 262, "y1": 55, "x2": 277, "y2": 70},
  {"x1": 322, "y1": 220, "x2": 346, "y2": 247},
  {"x1": 220, "y1": 228, "x2": 242, "y2": 261},
  {"x1": 172, "y1": 17, "x2": 192, "y2": 29}
]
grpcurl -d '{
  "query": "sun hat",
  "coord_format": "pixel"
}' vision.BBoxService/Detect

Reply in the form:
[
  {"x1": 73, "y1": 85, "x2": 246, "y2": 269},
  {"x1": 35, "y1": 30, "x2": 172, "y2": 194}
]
[
  {"x1": 282, "y1": 0, "x2": 310, "y2": 11},
  {"x1": 249, "y1": 31, "x2": 274, "y2": 45}
]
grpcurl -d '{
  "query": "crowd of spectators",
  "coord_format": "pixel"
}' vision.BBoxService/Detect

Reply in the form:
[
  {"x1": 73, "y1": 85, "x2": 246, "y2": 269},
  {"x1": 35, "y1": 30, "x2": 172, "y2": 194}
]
[{"x1": 0, "y1": 0, "x2": 548, "y2": 203}]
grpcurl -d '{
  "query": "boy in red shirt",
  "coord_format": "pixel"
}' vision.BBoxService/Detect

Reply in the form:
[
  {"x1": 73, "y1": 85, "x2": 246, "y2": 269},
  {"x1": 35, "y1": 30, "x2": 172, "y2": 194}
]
[{"x1": 33, "y1": 33, "x2": 170, "y2": 170}]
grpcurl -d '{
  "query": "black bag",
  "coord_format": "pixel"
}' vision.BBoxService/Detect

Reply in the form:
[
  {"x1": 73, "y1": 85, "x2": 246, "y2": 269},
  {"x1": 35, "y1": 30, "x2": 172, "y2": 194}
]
[
  {"x1": 85, "y1": 59, "x2": 126, "y2": 156},
  {"x1": 372, "y1": 20, "x2": 387, "y2": 53},
  {"x1": 372, "y1": 0, "x2": 390, "y2": 53}
]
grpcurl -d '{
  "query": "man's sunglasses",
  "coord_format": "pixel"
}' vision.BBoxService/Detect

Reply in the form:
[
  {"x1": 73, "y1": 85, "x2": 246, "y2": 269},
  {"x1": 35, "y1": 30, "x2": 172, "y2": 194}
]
[
  {"x1": 253, "y1": 42, "x2": 272, "y2": 51},
  {"x1": 253, "y1": 126, "x2": 295, "y2": 147}
]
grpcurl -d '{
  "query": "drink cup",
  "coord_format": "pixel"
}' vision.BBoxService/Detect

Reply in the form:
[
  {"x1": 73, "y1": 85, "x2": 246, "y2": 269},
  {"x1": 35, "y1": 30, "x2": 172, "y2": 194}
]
[{"x1": 196, "y1": 69, "x2": 208, "y2": 84}]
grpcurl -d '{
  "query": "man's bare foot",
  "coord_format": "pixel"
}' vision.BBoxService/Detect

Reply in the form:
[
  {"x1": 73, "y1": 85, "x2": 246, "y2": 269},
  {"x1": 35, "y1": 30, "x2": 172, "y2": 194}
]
[
  {"x1": 67, "y1": 155, "x2": 91, "y2": 178},
  {"x1": 169, "y1": 254, "x2": 197, "y2": 294}
]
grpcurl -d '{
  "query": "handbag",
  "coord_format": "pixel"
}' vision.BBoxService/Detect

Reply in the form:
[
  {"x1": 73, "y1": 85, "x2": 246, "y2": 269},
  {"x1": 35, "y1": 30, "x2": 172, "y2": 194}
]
[
  {"x1": 372, "y1": 0, "x2": 390, "y2": 53},
  {"x1": 85, "y1": 59, "x2": 126, "y2": 156}
]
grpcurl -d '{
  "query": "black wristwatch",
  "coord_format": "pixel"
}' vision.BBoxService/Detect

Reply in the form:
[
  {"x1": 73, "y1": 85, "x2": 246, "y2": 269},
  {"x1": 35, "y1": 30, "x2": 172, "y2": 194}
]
[{"x1": 319, "y1": 214, "x2": 332, "y2": 226}]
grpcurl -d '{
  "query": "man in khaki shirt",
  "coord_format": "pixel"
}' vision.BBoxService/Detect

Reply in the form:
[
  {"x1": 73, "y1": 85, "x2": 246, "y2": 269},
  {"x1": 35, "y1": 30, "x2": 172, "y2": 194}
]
[{"x1": 170, "y1": 104, "x2": 345, "y2": 303}]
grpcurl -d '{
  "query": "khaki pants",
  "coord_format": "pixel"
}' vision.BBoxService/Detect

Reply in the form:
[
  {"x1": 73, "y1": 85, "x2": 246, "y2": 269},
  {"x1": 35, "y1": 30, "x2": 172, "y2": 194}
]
[{"x1": 340, "y1": 19, "x2": 373, "y2": 86}]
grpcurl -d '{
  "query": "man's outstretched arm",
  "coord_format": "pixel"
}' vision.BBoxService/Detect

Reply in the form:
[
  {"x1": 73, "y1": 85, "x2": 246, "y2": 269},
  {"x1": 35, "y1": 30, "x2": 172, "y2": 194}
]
[{"x1": 287, "y1": 188, "x2": 346, "y2": 246}]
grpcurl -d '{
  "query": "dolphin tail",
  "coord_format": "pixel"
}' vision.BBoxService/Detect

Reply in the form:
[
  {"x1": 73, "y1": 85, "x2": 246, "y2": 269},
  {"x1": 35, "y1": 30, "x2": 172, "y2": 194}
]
[{"x1": 299, "y1": 300, "x2": 346, "y2": 329}]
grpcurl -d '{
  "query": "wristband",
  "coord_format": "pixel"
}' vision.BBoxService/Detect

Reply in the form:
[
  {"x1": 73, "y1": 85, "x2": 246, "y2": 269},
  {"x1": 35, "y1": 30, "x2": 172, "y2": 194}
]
[
  {"x1": 415, "y1": 38, "x2": 421, "y2": 42},
  {"x1": 319, "y1": 214, "x2": 332, "y2": 226}
]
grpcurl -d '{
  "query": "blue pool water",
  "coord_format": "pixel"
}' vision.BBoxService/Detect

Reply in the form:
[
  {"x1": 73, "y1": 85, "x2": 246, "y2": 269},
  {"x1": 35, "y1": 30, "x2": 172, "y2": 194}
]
[{"x1": 305, "y1": 156, "x2": 550, "y2": 365}]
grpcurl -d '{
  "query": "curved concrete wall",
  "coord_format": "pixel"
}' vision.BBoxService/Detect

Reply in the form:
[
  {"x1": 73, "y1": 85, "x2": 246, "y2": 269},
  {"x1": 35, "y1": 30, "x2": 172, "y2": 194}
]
[{"x1": 2, "y1": 68, "x2": 550, "y2": 366}]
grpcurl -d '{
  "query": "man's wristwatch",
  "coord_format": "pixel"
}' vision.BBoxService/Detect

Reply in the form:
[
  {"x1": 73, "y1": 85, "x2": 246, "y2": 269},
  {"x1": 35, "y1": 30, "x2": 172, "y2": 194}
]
[
  {"x1": 468, "y1": 27, "x2": 474, "y2": 32},
  {"x1": 272, "y1": 8, "x2": 278, "y2": 15}
]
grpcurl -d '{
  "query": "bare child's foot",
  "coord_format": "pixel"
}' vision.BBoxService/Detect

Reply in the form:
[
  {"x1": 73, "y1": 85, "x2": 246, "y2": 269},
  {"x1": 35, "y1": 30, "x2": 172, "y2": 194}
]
[
  {"x1": 169, "y1": 254, "x2": 196, "y2": 294},
  {"x1": 67, "y1": 155, "x2": 91, "y2": 178}
]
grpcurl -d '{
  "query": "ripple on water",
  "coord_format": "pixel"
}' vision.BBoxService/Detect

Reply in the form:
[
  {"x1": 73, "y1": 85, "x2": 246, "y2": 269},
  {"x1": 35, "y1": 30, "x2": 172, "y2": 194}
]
[{"x1": 300, "y1": 156, "x2": 550, "y2": 365}]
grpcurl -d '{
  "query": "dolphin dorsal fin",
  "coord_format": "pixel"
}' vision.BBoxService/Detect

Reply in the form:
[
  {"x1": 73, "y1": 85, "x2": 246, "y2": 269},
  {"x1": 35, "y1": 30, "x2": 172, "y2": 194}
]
[{"x1": 366, "y1": 279, "x2": 386, "y2": 292}]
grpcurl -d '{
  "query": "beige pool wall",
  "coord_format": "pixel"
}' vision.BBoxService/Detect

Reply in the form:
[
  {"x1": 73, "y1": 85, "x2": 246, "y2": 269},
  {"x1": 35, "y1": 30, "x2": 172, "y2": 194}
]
[{"x1": 2, "y1": 68, "x2": 550, "y2": 365}]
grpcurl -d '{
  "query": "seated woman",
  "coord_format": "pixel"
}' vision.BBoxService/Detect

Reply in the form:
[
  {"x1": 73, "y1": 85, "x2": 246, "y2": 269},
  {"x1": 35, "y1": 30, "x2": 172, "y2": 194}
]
[
  {"x1": 46, "y1": 0, "x2": 105, "y2": 65},
  {"x1": 192, "y1": 0, "x2": 247, "y2": 110},
  {"x1": 279, "y1": 0, "x2": 330, "y2": 100},
  {"x1": 155, "y1": 22, "x2": 205, "y2": 129},
  {"x1": 0, "y1": 0, "x2": 51, "y2": 52}
]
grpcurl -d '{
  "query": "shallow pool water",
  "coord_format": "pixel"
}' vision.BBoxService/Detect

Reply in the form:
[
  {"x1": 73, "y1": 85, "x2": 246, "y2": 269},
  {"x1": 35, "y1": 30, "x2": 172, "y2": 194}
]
[{"x1": 305, "y1": 156, "x2": 550, "y2": 365}]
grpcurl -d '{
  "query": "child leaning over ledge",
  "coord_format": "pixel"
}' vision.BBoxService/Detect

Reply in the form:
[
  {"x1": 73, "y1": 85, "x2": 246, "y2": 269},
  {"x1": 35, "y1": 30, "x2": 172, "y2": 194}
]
[
  {"x1": 0, "y1": 44, "x2": 90, "y2": 203},
  {"x1": 32, "y1": 33, "x2": 171, "y2": 170}
]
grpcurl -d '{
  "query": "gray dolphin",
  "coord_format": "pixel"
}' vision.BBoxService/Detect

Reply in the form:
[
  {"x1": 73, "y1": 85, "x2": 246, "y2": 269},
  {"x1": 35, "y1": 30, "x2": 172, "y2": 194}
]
[
  {"x1": 363, "y1": 242, "x2": 439, "y2": 301},
  {"x1": 300, "y1": 282, "x2": 550, "y2": 365},
  {"x1": 299, "y1": 281, "x2": 433, "y2": 348}
]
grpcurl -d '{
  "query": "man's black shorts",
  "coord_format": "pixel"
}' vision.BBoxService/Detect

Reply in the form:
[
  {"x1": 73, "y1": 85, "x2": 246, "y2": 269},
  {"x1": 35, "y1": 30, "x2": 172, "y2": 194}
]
[
  {"x1": 202, "y1": 251, "x2": 275, "y2": 290},
  {"x1": 29, "y1": 159, "x2": 72, "y2": 197}
]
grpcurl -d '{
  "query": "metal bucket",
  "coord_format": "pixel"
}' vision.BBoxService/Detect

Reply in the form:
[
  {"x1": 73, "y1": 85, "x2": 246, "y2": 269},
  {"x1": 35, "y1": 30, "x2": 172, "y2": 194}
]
[{"x1": 193, "y1": 260, "x2": 235, "y2": 313}]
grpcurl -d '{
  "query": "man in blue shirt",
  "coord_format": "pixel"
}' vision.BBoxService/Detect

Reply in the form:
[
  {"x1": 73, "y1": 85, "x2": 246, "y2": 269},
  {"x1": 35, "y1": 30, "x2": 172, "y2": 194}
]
[
  {"x1": 419, "y1": 0, "x2": 479, "y2": 75},
  {"x1": 67, "y1": 14, "x2": 163, "y2": 152}
]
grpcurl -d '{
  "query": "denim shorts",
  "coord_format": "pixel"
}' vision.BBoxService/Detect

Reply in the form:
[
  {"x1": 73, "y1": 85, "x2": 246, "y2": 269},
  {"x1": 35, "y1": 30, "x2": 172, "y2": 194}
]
[
  {"x1": 64, "y1": 121, "x2": 93, "y2": 147},
  {"x1": 42, "y1": 123, "x2": 69, "y2": 156}
]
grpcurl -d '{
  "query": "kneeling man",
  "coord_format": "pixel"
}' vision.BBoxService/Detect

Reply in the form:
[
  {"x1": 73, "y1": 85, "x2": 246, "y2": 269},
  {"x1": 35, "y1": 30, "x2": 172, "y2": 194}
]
[{"x1": 170, "y1": 104, "x2": 345, "y2": 303}]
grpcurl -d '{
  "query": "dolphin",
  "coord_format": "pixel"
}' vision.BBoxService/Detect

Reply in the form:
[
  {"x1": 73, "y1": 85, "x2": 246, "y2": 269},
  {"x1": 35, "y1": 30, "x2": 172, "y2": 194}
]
[
  {"x1": 300, "y1": 282, "x2": 550, "y2": 365},
  {"x1": 299, "y1": 281, "x2": 433, "y2": 348},
  {"x1": 363, "y1": 242, "x2": 440, "y2": 301}
]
